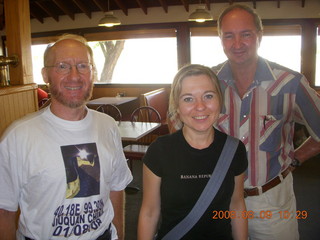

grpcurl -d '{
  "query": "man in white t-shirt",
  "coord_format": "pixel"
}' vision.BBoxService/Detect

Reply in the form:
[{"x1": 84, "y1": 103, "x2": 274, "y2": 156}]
[{"x1": 0, "y1": 34, "x2": 132, "y2": 240}]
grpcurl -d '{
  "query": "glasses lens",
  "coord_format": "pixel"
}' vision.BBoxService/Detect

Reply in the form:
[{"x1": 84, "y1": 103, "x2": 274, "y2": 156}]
[
  {"x1": 56, "y1": 63, "x2": 70, "y2": 74},
  {"x1": 52, "y1": 63, "x2": 92, "y2": 74},
  {"x1": 77, "y1": 63, "x2": 92, "y2": 74}
]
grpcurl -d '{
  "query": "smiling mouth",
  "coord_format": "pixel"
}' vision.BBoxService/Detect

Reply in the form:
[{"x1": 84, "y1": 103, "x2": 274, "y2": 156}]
[
  {"x1": 233, "y1": 49, "x2": 246, "y2": 55},
  {"x1": 193, "y1": 115, "x2": 207, "y2": 120},
  {"x1": 65, "y1": 86, "x2": 82, "y2": 90}
]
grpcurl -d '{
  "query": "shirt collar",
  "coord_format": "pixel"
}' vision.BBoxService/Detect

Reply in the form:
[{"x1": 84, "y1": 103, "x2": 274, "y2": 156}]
[{"x1": 217, "y1": 57, "x2": 276, "y2": 86}]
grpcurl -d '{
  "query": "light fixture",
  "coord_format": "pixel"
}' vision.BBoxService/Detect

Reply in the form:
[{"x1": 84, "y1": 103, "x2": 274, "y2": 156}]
[
  {"x1": 98, "y1": 0, "x2": 121, "y2": 27},
  {"x1": 188, "y1": 5, "x2": 213, "y2": 23}
]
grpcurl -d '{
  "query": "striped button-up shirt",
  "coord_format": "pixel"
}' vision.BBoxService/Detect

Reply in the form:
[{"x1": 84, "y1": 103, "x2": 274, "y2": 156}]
[{"x1": 213, "y1": 57, "x2": 320, "y2": 187}]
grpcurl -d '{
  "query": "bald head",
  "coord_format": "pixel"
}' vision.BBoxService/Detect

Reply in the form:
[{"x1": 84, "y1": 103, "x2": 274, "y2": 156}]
[{"x1": 43, "y1": 34, "x2": 94, "y2": 67}]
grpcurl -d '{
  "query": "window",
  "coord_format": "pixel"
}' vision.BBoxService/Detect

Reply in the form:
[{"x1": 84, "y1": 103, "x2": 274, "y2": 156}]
[
  {"x1": 259, "y1": 36, "x2": 301, "y2": 72},
  {"x1": 89, "y1": 38, "x2": 177, "y2": 84},
  {"x1": 31, "y1": 29, "x2": 178, "y2": 84},
  {"x1": 191, "y1": 36, "x2": 227, "y2": 67},
  {"x1": 32, "y1": 44, "x2": 47, "y2": 84},
  {"x1": 190, "y1": 26, "x2": 301, "y2": 71}
]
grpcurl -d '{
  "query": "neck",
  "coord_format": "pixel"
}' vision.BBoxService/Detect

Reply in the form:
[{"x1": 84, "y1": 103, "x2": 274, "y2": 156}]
[
  {"x1": 182, "y1": 127, "x2": 214, "y2": 150},
  {"x1": 50, "y1": 99, "x2": 87, "y2": 121},
  {"x1": 230, "y1": 59, "x2": 258, "y2": 98}
]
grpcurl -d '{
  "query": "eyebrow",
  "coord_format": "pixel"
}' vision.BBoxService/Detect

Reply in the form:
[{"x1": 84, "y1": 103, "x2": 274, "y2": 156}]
[{"x1": 180, "y1": 90, "x2": 216, "y2": 97}]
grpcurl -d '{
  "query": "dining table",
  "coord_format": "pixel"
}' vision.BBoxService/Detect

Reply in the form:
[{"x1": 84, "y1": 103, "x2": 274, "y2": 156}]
[
  {"x1": 87, "y1": 96, "x2": 138, "y2": 107},
  {"x1": 87, "y1": 97, "x2": 139, "y2": 120},
  {"x1": 117, "y1": 121, "x2": 161, "y2": 141},
  {"x1": 117, "y1": 121, "x2": 161, "y2": 193}
]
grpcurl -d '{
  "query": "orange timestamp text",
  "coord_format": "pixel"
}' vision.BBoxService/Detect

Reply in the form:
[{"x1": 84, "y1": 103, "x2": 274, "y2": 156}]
[{"x1": 212, "y1": 210, "x2": 308, "y2": 220}]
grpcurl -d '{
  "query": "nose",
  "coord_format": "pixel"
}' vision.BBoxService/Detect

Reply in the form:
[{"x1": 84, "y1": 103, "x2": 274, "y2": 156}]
[
  {"x1": 233, "y1": 35, "x2": 243, "y2": 49},
  {"x1": 195, "y1": 99, "x2": 206, "y2": 111},
  {"x1": 68, "y1": 65, "x2": 81, "y2": 79}
]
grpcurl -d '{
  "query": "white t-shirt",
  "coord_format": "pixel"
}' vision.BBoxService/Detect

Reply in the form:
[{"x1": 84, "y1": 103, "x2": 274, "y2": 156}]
[{"x1": 0, "y1": 106, "x2": 133, "y2": 239}]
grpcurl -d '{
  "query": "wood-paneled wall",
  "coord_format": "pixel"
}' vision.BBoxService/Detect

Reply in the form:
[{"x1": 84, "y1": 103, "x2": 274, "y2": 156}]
[{"x1": 0, "y1": 84, "x2": 38, "y2": 136}]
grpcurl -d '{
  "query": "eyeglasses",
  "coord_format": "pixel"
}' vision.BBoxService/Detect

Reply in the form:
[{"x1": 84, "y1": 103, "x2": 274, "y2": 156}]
[{"x1": 45, "y1": 62, "x2": 93, "y2": 74}]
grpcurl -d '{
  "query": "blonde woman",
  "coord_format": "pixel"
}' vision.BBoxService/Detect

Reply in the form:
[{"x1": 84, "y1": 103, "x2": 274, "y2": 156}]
[{"x1": 138, "y1": 64, "x2": 248, "y2": 240}]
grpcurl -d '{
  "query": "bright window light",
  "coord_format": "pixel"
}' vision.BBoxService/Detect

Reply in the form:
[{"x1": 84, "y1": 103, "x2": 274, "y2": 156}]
[
  {"x1": 31, "y1": 44, "x2": 47, "y2": 84},
  {"x1": 191, "y1": 35, "x2": 301, "y2": 73},
  {"x1": 90, "y1": 38, "x2": 178, "y2": 84},
  {"x1": 32, "y1": 38, "x2": 178, "y2": 84}
]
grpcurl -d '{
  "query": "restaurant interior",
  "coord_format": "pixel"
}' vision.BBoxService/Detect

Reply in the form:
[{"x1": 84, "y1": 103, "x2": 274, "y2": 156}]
[{"x1": 0, "y1": 0, "x2": 319, "y2": 239}]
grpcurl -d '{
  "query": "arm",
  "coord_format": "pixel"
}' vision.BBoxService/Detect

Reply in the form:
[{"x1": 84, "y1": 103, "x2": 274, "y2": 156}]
[
  {"x1": 137, "y1": 164, "x2": 161, "y2": 240},
  {"x1": 0, "y1": 209, "x2": 17, "y2": 240},
  {"x1": 110, "y1": 190, "x2": 125, "y2": 240},
  {"x1": 294, "y1": 136, "x2": 320, "y2": 164},
  {"x1": 230, "y1": 173, "x2": 248, "y2": 240}
]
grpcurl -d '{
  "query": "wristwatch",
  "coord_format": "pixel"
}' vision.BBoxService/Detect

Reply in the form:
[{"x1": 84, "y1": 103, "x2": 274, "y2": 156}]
[{"x1": 290, "y1": 158, "x2": 301, "y2": 168}]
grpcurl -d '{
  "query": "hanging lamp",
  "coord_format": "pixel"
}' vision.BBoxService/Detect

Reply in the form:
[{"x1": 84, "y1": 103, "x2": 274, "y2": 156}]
[
  {"x1": 188, "y1": 5, "x2": 213, "y2": 23},
  {"x1": 98, "y1": 0, "x2": 121, "y2": 27}
]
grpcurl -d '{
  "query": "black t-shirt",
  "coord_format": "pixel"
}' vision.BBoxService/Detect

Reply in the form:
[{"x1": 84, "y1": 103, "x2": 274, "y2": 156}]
[{"x1": 143, "y1": 128, "x2": 248, "y2": 240}]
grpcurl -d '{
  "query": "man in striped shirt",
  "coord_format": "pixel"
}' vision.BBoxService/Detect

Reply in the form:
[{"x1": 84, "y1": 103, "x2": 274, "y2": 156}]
[{"x1": 213, "y1": 4, "x2": 320, "y2": 240}]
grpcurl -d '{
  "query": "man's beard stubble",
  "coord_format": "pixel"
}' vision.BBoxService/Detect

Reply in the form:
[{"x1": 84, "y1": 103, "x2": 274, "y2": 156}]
[{"x1": 48, "y1": 80, "x2": 93, "y2": 109}]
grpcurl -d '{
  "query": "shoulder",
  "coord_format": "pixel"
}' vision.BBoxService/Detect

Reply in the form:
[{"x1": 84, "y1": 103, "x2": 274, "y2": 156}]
[
  {"x1": 89, "y1": 108, "x2": 117, "y2": 124},
  {"x1": 1, "y1": 109, "x2": 45, "y2": 140},
  {"x1": 149, "y1": 131, "x2": 181, "y2": 149},
  {"x1": 264, "y1": 58, "x2": 303, "y2": 79},
  {"x1": 212, "y1": 61, "x2": 228, "y2": 74}
]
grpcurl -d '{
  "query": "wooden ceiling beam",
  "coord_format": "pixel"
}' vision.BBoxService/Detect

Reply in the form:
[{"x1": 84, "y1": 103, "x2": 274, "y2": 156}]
[
  {"x1": 30, "y1": 9, "x2": 44, "y2": 23},
  {"x1": 71, "y1": 0, "x2": 92, "y2": 18},
  {"x1": 136, "y1": 0, "x2": 148, "y2": 15},
  {"x1": 34, "y1": 1, "x2": 59, "y2": 22},
  {"x1": 158, "y1": 0, "x2": 168, "y2": 13},
  {"x1": 114, "y1": 0, "x2": 128, "y2": 16},
  {"x1": 252, "y1": 0, "x2": 256, "y2": 9},
  {"x1": 52, "y1": 0, "x2": 75, "y2": 20},
  {"x1": 180, "y1": 0, "x2": 189, "y2": 12},
  {"x1": 92, "y1": 0, "x2": 108, "y2": 12},
  {"x1": 204, "y1": 0, "x2": 211, "y2": 10}
]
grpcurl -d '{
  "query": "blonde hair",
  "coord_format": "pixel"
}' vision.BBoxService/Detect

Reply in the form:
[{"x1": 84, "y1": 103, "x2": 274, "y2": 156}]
[{"x1": 168, "y1": 64, "x2": 222, "y2": 130}]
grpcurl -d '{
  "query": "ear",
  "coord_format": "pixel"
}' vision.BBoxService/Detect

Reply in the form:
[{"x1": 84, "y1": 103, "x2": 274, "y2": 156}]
[{"x1": 41, "y1": 67, "x2": 49, "y2": 84}]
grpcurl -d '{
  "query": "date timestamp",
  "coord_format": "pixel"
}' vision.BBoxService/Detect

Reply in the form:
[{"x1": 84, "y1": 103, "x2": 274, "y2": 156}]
[{"x1": 212, "y1": 210, "x2": 308, "y2": 220}]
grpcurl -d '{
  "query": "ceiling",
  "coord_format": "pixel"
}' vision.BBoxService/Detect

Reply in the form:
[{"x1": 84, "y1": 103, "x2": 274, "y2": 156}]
[{"x1": 27, "y1": 0, "x2": 307, "y2": 24}]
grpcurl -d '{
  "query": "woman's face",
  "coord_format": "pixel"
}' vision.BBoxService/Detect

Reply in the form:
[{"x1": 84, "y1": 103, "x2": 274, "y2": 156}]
[{"x1": 177, "y1": 74, "x2": 221, "y2": 135}]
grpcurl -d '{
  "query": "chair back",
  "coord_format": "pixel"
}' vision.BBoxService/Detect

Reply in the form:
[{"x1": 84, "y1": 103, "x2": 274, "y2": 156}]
[
  {"x1": 130, "y1": 106, "x2": 161, "y2": 144},
  {"x1": 39, "y1": 98, "x2": 51, "y2": 109},
  {"x1": 96, "y1": 104, "x2": 122, "y2": 121},
  {"x1": 142, "y1": 88, "x2": 168, "y2": 124}
]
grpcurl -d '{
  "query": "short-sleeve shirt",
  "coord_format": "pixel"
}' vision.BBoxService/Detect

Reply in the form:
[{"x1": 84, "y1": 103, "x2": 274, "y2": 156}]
[
  {"x1": 0, "y1": 106, "x2": 133, "y2": 240},
  {"x1": 143, "y1": 129, "x2": 247, "y2": 240}
]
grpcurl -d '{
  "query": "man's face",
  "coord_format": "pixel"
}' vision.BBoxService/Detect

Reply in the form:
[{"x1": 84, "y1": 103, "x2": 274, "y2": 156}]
[
  {"x1": 220, "y1": 9, "x2": 262, "y2": 66},
  {"x1": 42, "y1": 39, "x2": 94, "y2": 109}
]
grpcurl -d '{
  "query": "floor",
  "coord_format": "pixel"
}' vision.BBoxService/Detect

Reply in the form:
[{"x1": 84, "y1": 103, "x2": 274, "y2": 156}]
[{"x1": 124, "y1": 156, "x2": 320, "y2": 240}]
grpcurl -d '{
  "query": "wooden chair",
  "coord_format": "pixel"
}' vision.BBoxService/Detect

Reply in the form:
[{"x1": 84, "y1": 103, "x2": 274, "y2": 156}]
[
  {"x1": 39, "y1": 98, "x2": 50, "y2": 109},
  {"x1": 123, "y1": 106, "x2": 161, "y2": 171},
  {"x1": 142, "y1": 88, "x2": 169, "y2": 135},
  {"x1": 96, "y1": 104, "x2": 122, "y2": 121}
]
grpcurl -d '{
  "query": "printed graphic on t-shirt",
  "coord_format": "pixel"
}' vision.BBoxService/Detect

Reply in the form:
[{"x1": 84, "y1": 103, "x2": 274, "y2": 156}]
[{"x1": 61, "y1": 143, "x2": 100, "y2": 198}]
